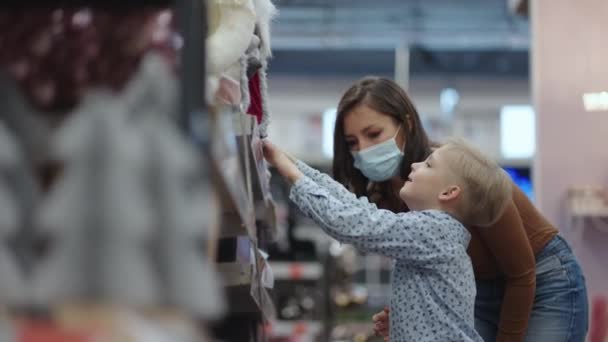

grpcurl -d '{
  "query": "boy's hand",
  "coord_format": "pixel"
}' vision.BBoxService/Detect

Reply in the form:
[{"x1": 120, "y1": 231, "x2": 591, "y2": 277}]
[
  {"x1": 262, "y1": 139, "x2": 303, "y2": 184},
  {"x1": 372, "y1": 307, "x2": 390, "y2": 340}
]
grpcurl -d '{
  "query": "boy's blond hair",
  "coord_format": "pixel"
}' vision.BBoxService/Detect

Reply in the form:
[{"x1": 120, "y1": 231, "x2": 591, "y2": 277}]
[{"x1": 441, "y1": 138, "x2": 512, "y2": 227}]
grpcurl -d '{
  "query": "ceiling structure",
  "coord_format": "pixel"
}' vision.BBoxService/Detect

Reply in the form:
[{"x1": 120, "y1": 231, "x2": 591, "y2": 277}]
[
  {"x1": 270, "y1": 0, "x2": 530, "y2": 51},
  {"x1": 268, "y1": 0, "x2": 530, "y2": 76}
]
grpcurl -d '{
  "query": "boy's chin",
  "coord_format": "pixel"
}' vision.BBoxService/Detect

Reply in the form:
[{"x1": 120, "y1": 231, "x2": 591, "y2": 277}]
[
  {"x1": 398, "y1": 189, "x2": 408, "y2": 202},
  {"x1": 399, "y1": 193, "x2": 413, "y2": 208},
  {"x1": 401, "y1": 194, "x2": 427, "y2": 212}
]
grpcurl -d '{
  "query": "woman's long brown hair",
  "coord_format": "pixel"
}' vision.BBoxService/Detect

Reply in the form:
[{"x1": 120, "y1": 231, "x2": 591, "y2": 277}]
[{"x1": 332, "y1": 76, "x2": 432, "y2": 212}]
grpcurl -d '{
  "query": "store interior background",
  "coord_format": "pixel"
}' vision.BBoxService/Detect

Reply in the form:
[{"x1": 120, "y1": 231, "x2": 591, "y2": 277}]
[
  {"x1": 0, "y1": 1, "x2": 605, "y2": 341},
  {"x1": 263, "y1": 0, "x2": 608, "y2": 332}
]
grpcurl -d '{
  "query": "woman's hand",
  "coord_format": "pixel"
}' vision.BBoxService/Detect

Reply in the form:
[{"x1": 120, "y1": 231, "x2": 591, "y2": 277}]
[
  {"x1": 262, "y1": 139, "x2": 303, "y2": 183},
  {"x1": 372, "y1": 307, "x2": 390, "y2": 341}
]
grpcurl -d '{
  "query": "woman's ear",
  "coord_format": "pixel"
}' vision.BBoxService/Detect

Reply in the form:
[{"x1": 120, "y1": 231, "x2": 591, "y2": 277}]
[{"x1": 438, "y1": 185, "x2": 461, "y2": 202}]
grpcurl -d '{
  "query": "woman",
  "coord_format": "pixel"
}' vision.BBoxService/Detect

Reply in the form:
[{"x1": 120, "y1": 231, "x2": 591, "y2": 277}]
[{"x1": 332, "y1": 76, "x2": 588, "y2": 342}]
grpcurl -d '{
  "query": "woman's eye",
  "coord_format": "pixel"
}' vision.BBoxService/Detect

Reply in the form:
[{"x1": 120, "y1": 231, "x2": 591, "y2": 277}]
[
  {"x1": 346, "y1": 140, "x2": 357, "y2": 148},
  {"x1": 368, "y1": 131, "x2": 381, "y2": 139}
]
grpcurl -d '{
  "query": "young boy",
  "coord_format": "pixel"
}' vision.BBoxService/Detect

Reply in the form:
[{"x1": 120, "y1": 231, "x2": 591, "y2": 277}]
[{"x1": 263, "y1": 138, "x2": 512, "y2": 342}]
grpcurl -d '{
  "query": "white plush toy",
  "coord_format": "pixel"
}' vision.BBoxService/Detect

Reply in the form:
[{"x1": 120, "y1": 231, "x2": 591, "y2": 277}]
[
  {"x1": 207, "y1": 0, "x2": 257, "y2": 76},
  {"x1": 206, "y1": 0, "x2": 277, "y2": 109},
  {"x1": 253, "y1": 0, "x2": 278, "y2": 60}
]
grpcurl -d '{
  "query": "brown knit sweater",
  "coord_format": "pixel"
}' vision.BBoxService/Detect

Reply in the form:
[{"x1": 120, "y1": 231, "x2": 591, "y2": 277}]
[{"x1": 468, "y1": 183, "x2": 558, "y2": 342}]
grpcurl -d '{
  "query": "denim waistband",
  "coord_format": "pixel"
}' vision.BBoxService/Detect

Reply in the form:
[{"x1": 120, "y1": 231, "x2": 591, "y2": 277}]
[{"x1": 535, "y1": 235, "x2": 573, "y2": 261}]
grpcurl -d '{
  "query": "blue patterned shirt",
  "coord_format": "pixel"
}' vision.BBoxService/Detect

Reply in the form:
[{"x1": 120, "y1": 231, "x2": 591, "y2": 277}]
[{"x1": 289, "y1": 160, "x2": 482, "y2": 342}]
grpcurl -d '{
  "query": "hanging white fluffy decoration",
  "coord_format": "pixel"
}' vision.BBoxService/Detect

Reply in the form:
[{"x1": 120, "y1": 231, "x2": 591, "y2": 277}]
[
  {"x1": 207, "y1": 0, "x2": 257, "y2": 75},
  {"x1": 253, "y1": 0, "x2": 278, "y2": 60}
]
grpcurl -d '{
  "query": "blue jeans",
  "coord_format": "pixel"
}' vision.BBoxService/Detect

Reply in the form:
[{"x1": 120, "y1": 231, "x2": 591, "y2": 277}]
[{"x1": 474, "y1": 235, "x2": 588, "y2": 342}]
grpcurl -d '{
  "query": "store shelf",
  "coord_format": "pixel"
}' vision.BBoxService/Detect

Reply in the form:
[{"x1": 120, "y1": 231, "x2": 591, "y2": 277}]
[
  {"x1": 209, "y1": 111, "x2": 257, "y2": 239},
  {"x1": 215, "y1": 241, "x2": 276, "y2": 320},
  {"x1": 221, "y1": 275, "x2": 275, "y2": 319},
  {"x1": 219, "y1": 212, "x2": 256, "y2": 239},
  {"x1": 569, "y1": 204, "x2": 608, "y2": 233},
  {"x1": 270, "y1": 262, "x2": 323, "y2": 281},
  {"x1": 570, "y1": 205, "x2": 608, "y2": 217},
  {"x1": 217, "y1": 260, "x2": 268, "y2": 316},
  {"x1": 216, "y1": 235, "x2": 255, "y2": 278},
  {"x1": 217, "y1": 262, "x2": 255, "y2": 287},
  {"x1": 267, "y1": 320, "x2": 322, "y2": 338}
]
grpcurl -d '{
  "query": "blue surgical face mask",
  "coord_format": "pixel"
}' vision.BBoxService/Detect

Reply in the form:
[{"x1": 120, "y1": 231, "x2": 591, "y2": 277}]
[{"x1": 351, "y1": 126, "x2": 405, "y2": 182}]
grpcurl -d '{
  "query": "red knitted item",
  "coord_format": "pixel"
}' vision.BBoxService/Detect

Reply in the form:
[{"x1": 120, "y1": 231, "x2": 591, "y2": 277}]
[{"x1": 246, "y1": 71, "x2": 263, "y2": 124}]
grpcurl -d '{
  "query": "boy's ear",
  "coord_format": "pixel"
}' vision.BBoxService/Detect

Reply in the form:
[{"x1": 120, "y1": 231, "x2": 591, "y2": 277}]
[{"x1": 438, "y1": 185, "x2": 461, "y2": 202}]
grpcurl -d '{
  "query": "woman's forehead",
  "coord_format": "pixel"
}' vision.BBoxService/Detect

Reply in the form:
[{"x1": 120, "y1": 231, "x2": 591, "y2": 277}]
[{"x1": 344, "y1": 105, "x2": 396, "y2": 126}]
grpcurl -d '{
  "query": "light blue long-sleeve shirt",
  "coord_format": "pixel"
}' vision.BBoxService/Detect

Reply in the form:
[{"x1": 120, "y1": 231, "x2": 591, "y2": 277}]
[{"x1": 288, "y1": 160, "x2": 483, "y2": 342}]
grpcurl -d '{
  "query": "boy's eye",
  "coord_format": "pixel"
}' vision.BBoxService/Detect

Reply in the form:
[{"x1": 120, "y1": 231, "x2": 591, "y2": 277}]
[{"x1": 425, "y1": 161, "x2": 431, "y2": 167}]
